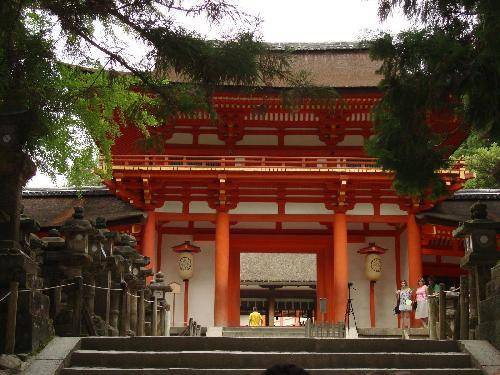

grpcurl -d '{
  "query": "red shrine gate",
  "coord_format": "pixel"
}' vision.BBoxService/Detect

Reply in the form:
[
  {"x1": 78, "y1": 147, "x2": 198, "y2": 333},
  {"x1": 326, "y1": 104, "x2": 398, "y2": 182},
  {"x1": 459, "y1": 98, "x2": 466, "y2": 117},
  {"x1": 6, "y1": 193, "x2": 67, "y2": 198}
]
[{"x1": 106, "y1": 88, "x2": 471, "y2": 327}]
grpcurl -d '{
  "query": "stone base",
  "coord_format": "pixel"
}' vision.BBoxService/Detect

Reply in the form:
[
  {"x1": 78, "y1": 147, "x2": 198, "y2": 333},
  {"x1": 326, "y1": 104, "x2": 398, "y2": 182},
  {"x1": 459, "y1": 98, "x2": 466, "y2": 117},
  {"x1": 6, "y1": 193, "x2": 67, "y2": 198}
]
[
  {"x1": 14, "y1": 292, "x2": 54, "y2": 353},
  {"x1": 478, "y1": 263, "x2": 500, "y2": 350}
]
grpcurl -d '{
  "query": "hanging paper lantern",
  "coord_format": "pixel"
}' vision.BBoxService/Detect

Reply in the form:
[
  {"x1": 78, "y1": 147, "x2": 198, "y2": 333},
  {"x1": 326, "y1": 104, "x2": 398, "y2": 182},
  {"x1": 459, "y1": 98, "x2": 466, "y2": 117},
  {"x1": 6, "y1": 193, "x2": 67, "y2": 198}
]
[
  {"x1": 172, "y1": 241, "x2": 201, "y2": 280},
  {"x1": 357, "y1": 243, "x2": 387, "y2": 281}
]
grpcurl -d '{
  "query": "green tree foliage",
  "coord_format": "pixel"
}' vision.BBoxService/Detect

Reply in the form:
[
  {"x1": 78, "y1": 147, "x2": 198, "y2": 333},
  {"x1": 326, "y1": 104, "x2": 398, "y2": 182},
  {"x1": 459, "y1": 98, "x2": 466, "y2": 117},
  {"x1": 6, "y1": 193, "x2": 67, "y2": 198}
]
[
  {"x1": 453, "y1": 133, "x2": 500, "y2": 188},
  {"x1": 367, "y1": 0, "x2": 500, "y2": 196},
  {"x1": 0, "y1": 0, "x2": 290, "y2": 186}
]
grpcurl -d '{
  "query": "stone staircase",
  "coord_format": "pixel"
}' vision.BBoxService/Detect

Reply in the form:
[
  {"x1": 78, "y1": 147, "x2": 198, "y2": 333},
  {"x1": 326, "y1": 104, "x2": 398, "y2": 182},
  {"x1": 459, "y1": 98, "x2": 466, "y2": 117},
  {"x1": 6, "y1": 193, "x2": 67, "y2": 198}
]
[
  {"x1": 60, "y1": 336, "x2": 482, "y2": 374},
  {"x1": 223, "y1": 326, "x2": 306, "y2": 337}
]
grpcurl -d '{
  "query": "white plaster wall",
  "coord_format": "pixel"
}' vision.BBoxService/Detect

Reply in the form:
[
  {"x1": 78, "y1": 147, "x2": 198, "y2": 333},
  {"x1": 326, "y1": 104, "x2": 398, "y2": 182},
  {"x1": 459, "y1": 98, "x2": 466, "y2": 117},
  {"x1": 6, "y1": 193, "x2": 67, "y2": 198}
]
[
  {"x1": 284, "y1": 135, "x2": 324, "y2": 146},
  {"x1": 380, "y1": 204, "x2": 407, "y2": 215},
  {"x1": 336, "y1": 135, "x2": 365, "y2": 147},
  {"x1": 198, "y1": 134, "x2": 225, "y2": 145},
  {"x1": 164, "y1": 221, "x2": 188, "y2": 228},
  {"x1": 285, "y1": 203, "x2": 332, "y2": 214},
  {"x1": 156, "y1": 201, "x2": 183, "y2": 213},
  {"x1": 347, "y1": 236, "x2": 398, "y2": 328},
  {"x1": 189, "y1": 201, "x2": 215, "y2": 213},
  {"x1": 161, "y1": 234, "x2": 215, "y2": 328},
  {"x1": 230, "y1": 202, "x2": 278, "y2": 214},
  {"x1": 369, "y1": 223, "x2": 394, "y2": 230},
  {"x1": 194, "y1": 221, "x2": 215, "y2": 229},
  {"x1": 237, "y1": 135, "x2": 278, "y2": 146},
  {"x1": 347, "y1": 203, "x2": 374, "y2": 215},
  {"x1": 165, "y1": 133, "x2": 193, "y2": 144}
]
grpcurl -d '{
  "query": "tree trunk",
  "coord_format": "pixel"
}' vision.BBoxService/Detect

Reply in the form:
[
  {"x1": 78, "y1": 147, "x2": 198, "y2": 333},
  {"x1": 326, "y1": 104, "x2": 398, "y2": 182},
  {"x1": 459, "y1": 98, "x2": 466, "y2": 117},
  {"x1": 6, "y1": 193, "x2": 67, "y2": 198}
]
[{"x1": 0, "y1": 112, "x2": 37, "y2": 243}]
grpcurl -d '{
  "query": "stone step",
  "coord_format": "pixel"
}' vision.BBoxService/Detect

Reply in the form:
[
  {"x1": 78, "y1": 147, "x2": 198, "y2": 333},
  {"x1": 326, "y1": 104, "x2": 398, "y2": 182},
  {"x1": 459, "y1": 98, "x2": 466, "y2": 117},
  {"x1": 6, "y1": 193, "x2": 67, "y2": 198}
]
[
  {"x1": 357, "y1": 327, "x2": 429, "y2": 338},
  {"x1": 80, "y1": 337, "x2": 461, "y2": 353},
  {"x1": 61, "y1": 367, "x2": 483, "y2": 375},
  {"x1": 69, "y1": 350, "x2": 473, "y2": 369}
]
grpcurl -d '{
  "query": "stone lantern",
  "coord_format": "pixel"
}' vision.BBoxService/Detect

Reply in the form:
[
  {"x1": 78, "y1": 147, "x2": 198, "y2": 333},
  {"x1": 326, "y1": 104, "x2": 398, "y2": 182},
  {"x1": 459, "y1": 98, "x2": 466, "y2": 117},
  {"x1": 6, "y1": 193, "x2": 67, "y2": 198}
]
[
  {"x1": 60, "y1": 207, "x2": 92, "y2": 255},
  {"x1": 453, "y1": 202, "x2": 500, "y2": 327},
  {"x1": 149, "y1": 271, "x2": 172, "y2": 334},
  {"x1": 172, "y1": 241, "x2": 201, "y2": 325},
  {"x1": 357, "y1": 242, "x2": 387, "y2": 328}
]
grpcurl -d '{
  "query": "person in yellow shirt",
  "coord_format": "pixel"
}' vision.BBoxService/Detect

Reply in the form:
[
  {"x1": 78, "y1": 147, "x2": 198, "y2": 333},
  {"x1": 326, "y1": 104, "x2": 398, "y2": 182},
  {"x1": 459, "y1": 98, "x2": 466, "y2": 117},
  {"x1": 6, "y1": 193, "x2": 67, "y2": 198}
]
[{"x1": 248, "y1": 306, "x2": 263, "y2": 327}]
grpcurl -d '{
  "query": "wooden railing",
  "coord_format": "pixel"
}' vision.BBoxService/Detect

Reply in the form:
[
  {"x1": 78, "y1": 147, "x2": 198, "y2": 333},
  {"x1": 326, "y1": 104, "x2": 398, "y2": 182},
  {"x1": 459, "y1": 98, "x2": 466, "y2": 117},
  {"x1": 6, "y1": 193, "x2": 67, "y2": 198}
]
[
  {"x1": 111, "y1": 155, "x2": 381, "y2": 170},
  {"x1": 108, "y1": 155, "x2": 467, "y2": 175}
]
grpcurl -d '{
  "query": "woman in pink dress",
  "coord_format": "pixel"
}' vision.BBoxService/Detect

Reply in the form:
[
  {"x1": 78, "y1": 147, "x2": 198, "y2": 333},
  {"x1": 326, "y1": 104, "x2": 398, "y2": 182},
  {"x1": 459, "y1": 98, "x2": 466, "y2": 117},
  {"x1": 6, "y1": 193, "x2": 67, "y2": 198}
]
[{"x1": 415, "y1": 277, "x2": 429, "y2": 326}]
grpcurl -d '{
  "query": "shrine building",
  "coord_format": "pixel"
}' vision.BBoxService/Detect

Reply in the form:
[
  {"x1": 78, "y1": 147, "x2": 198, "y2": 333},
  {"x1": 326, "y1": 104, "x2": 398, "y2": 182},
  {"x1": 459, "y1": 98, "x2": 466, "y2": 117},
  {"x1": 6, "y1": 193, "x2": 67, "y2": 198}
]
[{"x1": 31, "y1": 43, "x2": 478, "y2": 329}]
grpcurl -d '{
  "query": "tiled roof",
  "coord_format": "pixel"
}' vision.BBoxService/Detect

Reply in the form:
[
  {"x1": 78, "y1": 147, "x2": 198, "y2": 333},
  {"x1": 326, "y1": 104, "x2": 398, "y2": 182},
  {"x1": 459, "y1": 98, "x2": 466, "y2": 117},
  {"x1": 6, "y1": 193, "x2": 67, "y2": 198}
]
[
  {"x1": 449, "y1": 189, "x2": 500, "y2": 200},
  {"x1": 22, "y1": 186, "x2": 111, "y2": 197},
  {"x1": 419, "y1": 189, "x2": 500, "y2": 226}
]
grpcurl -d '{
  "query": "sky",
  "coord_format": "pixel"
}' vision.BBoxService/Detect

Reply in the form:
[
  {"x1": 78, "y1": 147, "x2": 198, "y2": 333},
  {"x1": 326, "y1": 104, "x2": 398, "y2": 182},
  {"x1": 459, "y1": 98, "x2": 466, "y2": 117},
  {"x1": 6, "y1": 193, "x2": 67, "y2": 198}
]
[{"x1": 27, "y1": 0, "x2": 412, "y2": 188}]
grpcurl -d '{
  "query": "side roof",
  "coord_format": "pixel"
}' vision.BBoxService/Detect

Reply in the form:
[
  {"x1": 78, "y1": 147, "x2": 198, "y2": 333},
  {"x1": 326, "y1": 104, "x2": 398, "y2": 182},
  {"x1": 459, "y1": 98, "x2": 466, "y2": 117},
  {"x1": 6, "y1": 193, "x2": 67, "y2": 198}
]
[
  {"x1": 418, "y1": 189, "x2": 500, "y2": 226},
  {"x1": 22, "y1": 187, "x2": 144, "y2": 229}
]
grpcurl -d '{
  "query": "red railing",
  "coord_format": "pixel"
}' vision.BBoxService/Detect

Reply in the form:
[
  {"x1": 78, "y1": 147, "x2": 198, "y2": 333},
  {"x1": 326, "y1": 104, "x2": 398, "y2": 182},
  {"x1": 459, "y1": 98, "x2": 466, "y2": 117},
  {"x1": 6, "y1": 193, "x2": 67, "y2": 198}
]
[{"x1": 110, "y1": 155, "x2": 381, "y2": 170}]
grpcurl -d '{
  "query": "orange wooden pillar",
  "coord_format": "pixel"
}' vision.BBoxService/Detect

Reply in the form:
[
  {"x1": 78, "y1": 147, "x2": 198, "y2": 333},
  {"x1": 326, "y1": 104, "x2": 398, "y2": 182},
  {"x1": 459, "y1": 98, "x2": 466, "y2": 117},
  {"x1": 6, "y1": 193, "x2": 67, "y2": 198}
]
[
  {"x1": 333, "y1": 211, "x2": 348, "y2": 323},
  {"x1": 141, "y1": 211, "x2": 156, "y2": 273},
  {"x1": 407, "y1": 213, "x2": 423, "y2": 327},
  {"x1": 214, "y1": 210, "x2": 230, "y2": 326},
  {"x1": 407, "y1": 213, "x2": 423, "y2": 290},
  {"x1": 395, "y1": 233, "x2": 402, "y2": 327},
  {"x1": 156, "y1": 231, "x2": 163, "y2": 272},
  {"x1": 228, "y1": 250, "x2": 240, "y2": 326}
]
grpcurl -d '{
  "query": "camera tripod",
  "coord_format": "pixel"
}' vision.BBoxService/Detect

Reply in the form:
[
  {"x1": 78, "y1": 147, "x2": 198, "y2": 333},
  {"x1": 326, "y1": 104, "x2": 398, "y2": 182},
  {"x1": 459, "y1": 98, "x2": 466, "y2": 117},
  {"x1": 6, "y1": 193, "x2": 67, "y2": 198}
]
[{"x1": 344, "y1": 282, "x2": 358, "y2": 331}]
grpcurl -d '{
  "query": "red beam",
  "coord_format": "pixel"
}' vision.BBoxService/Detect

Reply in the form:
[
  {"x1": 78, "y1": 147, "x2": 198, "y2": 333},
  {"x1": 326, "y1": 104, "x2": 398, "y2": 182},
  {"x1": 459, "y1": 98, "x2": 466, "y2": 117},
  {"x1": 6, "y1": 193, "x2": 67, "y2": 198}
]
[
  {"x1": 193, "y1": 233, "x2": 366, "y2": 244},
  {"x1": 155, "y1": 212, "x2": 408, "y2": 224}
]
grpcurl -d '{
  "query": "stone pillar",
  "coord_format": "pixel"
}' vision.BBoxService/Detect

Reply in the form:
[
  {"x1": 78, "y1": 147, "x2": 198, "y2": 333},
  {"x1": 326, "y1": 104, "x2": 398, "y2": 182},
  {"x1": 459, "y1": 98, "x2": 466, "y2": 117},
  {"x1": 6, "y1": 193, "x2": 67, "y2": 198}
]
[
  {"x1": 333, "y1": 211, "x2": 348, "y2": 323},
  {"x1": 459, "y1": 275, "x2": 469, "y2": 340},
  {"x1": 214, "y1": 210, "x2": 230, "y2": 326},
  {"x1": 130, "y1": 293, "x2": 138, "y2": 334},
  {"x1": 110, "y1": 286, "x2": 120, "y2": 336},
  {"x1": 183, "y1": 280, "x2": 189, "y2": 326}
]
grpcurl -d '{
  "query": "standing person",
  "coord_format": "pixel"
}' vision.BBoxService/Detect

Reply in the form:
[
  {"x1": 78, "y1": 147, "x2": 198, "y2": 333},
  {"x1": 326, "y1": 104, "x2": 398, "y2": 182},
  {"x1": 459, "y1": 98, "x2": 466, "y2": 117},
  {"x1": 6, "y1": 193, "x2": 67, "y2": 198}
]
[
  {"x1": 249, "y1": 306, "x2": 263, "y2": 327},
  {"x1": 427, "y1": 276, "x2": 441, "y2": 296},
  {"x1": 396, "y1": 280, "x2": 413, "y2": 339},
  {"x1": 415, "y1": 277, "x2": 429, "y2": 327}
]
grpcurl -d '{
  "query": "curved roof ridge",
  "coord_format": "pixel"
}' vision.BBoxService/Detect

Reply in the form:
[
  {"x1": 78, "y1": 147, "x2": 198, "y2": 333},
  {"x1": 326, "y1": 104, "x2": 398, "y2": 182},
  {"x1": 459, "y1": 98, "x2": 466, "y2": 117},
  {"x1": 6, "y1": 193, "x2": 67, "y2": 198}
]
[{"x1": 267, "y1": 41, "x2": 369, "y2": 51}]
